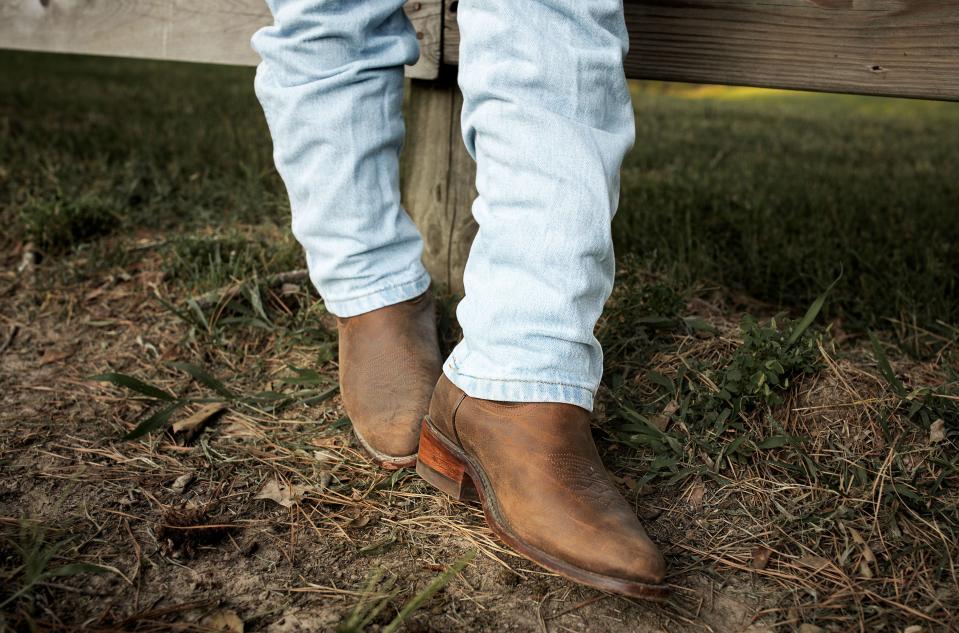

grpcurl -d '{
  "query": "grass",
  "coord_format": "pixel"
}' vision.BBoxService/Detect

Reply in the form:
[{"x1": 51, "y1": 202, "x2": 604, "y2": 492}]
[
  {"x1": 163, "y1": 230, "x2": 302, "y2": 291},
  {"x1": 596, "y1": 267, "x2": 958, "y2": 630},
  {"x1": 2, "y1": 50, "x2": 958, "y2": 632},
  {"x1": 0, "y1": 517, "x2": 109, "y2": 627},
  {"x1": 0, "y1": 51, "x2": 286, "y2": 255},
  {"x1": 621, "y1": 83, "x2": 959, "y2": 336},
  {"x1": 3, "y1": 51, "x2": 959, "y2": 337}
]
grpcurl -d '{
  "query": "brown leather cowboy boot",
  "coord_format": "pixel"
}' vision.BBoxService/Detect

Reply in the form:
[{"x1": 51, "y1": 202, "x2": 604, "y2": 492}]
[
  {"x1": 337, "y1": 290, "x2": 442, "y2": 469},
  {"x1": 417, "y1": 375, "x2": 668, "y2": 599}
]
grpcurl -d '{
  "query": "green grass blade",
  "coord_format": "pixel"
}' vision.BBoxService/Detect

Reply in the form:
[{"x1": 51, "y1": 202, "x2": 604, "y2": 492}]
[
  {"x1": 868, "y1": 331, "x2": 907, "y2": 397},
  {"x1": 279, "y1": 366, "x2": 324, "y2": 386},
  {"x1": 124, "y1": 400, "x2": 187, "y2": 439},
  {"x1": 382, "y1": 550, "x2": 476, "y2": 633},
  {"x1": 169, "y1": 362, "x2": 236, "y2": 399},
  {"x1": 87, "y1": 373, "x2": 176, "y2": 401},
  {"x1": 786, "y1": 275, "x2": 839, "y2": 347},
  {"x1": 336, "y1": 568, "x2": 394, "y2": 633}
]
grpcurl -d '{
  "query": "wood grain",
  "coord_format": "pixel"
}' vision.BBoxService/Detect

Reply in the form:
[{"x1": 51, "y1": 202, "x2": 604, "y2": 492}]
[
  {"x1": 5, "y1": 0, "x2": 958, "y2": 98},
  {"x1": 401, "y1": 73, "x2": 478, "y2": 294},
  {"x1": 0, "y1": 0, "x2": 442, "y2": 79},
  {"x1": 442, "y1": 0, "x2": 959, "y2": 101}
]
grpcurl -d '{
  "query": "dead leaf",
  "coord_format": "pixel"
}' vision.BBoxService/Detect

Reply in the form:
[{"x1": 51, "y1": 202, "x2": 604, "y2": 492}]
[
  {"x1": 798, "y1": 625, "x2": 825, "y2": 633},
  {"x1": 312, "y1": 449, "x2": 336, "y2": 464},
  {"x1": 848, "y1": 526, "x2": 877, "y2": 565},
  {"x1": 648, "y1": 400, "x2": 679, "y2": 431},
  {"x1": 796, "y1": 555, "x2": 831, "y2": 571},
  {"x1": 751, "y1": 545, "x2": 772, "y2": 570},
  {"x1": 903, "y1": 626, "x2": 923, "y2": 633},
  {"x1": 201, "y1": 610, "x2": 244, "y2": 633},
  {"x1": 171, "y1": 472, "x2": 194, "y2": 494},
  {"x1": 635, "y1": 483, "x2": 655, "y2": 497},
  {"x1": 347, "y1": 513, "x2": 372, "y2": 529},
  {"x1": 256, "y1": 479, "x2": 312, "y2": 508},
  {"x1": 639, "y1": 506, "x2": 662, "y2": 521},
  {"x1": 929, "y1": 418, "x2": 946, "y2": 444},
  {"x1": 173, "y1": 403, "x2": 227, "y2": 435},
  {"x1": 84, "y1": 287, "x2": 106, "y2": 302},
  {"x1": 220, "y1": 420, "x2": 259, "y2": 439},
  {"x1": 687, "y1": 482, "x2": 706, "y2": 508},
  {"x1": 280, "y1": 283, "x2": 300, "y2": 295},
  {"x1": 37, "y1": 348, "x2": 73, "y2": 367},
  {"x1": 136, "y1": 270, "x2": 166, "y2": 287}
]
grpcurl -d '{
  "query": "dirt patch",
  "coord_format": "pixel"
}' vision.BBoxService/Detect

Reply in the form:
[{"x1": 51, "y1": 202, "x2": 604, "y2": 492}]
[{"x1": 1, "y1": 242, "x2": 956, "y2": 632}]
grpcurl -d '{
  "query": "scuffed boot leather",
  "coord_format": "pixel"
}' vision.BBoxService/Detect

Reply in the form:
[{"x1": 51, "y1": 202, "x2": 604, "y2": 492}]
[
  {"x1": 417, "y1": 374, "x2": 668, "y2": 599},
  {"x1": 337, "y1": 290, "x2": 442, "y2": 468}
]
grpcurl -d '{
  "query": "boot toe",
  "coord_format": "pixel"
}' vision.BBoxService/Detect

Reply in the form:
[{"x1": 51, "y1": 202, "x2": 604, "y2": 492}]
[
  {"x1": 564, "y1": 528, "x2": 666, "y2": 586},
  {"x1": 618, "y1": 539, "x2": 667, "y2": 585},
  {"x1": 350, "y1": 408, "x2": 421, "y2": 459}
]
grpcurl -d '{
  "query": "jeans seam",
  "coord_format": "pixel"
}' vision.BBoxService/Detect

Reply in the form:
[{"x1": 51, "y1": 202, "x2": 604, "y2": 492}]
[
  {"x1": 448, "y1": 367, "x2": 595, "y2": 395},
  {"x1": 325, "y1": 270, "x2": 429, "y2": 304}
]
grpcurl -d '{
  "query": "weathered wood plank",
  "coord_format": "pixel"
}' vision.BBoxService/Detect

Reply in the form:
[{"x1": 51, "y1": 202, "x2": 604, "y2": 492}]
[
  {"x1": 442, "y1": 0, "x2": 959, "y2": 102},
  {"x1": 401, "y1": 72, "x2": 478, "y2": 294},
  {"x1": 4, "y1": 0, "x2": 958, "y2": 99},
  {"x1": 0, "y1": 0, "x2": 442, "y2": 79}
]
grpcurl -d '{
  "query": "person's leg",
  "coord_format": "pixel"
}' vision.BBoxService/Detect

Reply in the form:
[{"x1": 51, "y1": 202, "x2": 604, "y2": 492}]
[
  {"x1": 253, "y1": 0, "x2": 441, "y2": 467},
  {"x1": 252, "y1": 0, "x2": 427, "y2": 316},
  {"x1": 445, "y1": 1, "x2": 635, "y2": 410},
  {"x1": 417, "y1": 0, "x2": 668, "y2": 598}
]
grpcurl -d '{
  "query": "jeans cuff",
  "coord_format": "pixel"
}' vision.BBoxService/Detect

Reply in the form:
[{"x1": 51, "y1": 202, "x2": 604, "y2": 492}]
[
  {"x1": 322, "y1": 269, "x2": 432, "y2": 317},
  {"x1": 442, "y1": 362, "x2": 595, "y2": 411}
]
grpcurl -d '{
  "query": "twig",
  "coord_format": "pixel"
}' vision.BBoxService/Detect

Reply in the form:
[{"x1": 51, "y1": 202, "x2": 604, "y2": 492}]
[{"x1": 0, "y1": 325, "x2": 19, "y2": 354}]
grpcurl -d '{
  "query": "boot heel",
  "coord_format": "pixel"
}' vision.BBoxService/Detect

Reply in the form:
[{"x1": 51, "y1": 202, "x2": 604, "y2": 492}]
[{"x1": 416, "y1": 419, "x2": 475, "y2": 501}]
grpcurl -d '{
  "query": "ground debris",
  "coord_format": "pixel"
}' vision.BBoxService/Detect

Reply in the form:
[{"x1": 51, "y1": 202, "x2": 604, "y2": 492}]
[
  {"x1": 157, "y1": 503, "x2": 235, "y2": 557},
  {"x1": 200, "y1": 609, "x2": 244, "y2": 632},
  {"x1": 255, "y1": 478, "x2": 315, "y2": 508}
]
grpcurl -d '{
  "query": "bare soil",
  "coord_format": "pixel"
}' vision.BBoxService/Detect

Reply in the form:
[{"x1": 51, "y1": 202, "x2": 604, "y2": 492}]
[{"x1": 1, "y1": 239, "x2": 956, "y2": 633}]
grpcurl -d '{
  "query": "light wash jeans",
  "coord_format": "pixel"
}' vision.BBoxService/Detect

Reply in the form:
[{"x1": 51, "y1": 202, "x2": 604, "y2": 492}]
[{"x1": 252, "y1": 0, "x2": 634, "y2": 411}]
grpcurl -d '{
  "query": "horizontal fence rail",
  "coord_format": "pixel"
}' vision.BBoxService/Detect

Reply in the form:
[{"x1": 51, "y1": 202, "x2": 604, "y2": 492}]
[
  {"x1": 1, "y1": 0, "x2": 958, "y2": 100},
  {"x1": 0, "y1": 0, "x2": 442, "y2": 79}
]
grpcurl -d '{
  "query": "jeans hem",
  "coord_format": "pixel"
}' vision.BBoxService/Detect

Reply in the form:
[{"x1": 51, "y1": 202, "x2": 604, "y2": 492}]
[
  {"x1": 323, "y1": 270, "x2": 431, "y2": 317},
  {"x1": 442, "y1": 363, "x2": 595, "y2": 411}
]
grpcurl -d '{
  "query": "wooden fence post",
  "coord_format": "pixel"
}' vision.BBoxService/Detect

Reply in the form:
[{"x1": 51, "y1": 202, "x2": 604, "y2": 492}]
[{"x1": 401, "y1": 69, "x2": 478, "y2": 295}]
